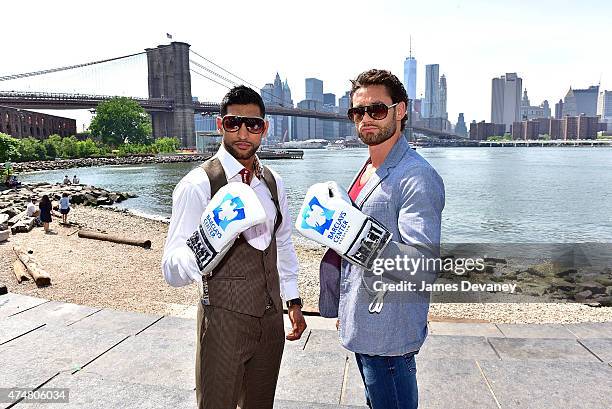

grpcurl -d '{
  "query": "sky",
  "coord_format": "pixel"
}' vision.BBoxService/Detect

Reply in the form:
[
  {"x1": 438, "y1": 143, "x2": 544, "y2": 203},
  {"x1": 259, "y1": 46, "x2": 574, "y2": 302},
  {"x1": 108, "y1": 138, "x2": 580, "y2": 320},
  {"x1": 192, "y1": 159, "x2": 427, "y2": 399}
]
[{"x1": 1, "y1": 0, "x2": 611, "y2": 129}]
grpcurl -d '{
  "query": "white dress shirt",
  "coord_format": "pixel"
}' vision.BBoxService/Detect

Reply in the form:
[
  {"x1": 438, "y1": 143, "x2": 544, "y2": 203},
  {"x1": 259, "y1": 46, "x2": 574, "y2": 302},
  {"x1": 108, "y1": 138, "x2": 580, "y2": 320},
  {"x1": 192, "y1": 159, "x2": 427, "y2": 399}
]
[{"x1": 161, "y1": 145, "x2": 300, "y2": 301}]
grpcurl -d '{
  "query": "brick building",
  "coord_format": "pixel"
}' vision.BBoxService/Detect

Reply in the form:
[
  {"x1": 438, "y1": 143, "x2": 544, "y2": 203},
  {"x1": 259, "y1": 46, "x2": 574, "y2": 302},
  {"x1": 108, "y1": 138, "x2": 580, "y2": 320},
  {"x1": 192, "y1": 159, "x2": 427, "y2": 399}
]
[
  {"x1": 0, "y1": 105, "x2": 76, "y2": 139},
  {"x1": 469, "y1": 121, "x2": 506, "y2": 140}
]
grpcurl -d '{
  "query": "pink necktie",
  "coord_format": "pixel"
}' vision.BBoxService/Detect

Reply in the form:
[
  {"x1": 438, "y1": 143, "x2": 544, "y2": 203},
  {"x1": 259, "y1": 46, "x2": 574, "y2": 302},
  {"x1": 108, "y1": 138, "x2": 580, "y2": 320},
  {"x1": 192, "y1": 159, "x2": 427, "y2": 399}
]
[{"x1": 239, "y1": 168, "x2": 251, "y2": 185}]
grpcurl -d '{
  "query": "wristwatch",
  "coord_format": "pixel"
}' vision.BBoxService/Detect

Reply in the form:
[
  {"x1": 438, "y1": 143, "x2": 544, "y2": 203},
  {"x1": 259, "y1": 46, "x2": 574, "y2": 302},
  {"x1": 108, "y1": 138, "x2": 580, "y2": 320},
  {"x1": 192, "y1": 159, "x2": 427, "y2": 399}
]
[{"x1": 286, "y1": 298, "x2": 303, "y2": 308}]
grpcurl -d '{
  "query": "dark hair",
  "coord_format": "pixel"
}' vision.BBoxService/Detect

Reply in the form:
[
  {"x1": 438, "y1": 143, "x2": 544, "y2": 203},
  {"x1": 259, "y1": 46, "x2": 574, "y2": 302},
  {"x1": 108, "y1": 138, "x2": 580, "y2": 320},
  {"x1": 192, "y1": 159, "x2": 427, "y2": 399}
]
[
  {"x1": 62, "y1": 192, "x2": 68, "y2": 197},
  {"x1": 220, "y1": 85, "x2": 265, "y2": 117},
  {"x1": 349, "y1": 69, "x2": 409, "y2": 131},
  {"x1": 40, "y1": 195, "x2": 50, "y2": 206}
]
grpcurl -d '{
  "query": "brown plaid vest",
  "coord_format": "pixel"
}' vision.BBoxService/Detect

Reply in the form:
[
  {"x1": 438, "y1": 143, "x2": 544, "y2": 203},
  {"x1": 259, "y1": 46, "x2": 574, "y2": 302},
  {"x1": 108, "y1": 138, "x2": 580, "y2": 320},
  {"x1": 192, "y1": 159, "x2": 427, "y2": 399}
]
[{"x1": 201, "y1": 157, "x2": 283, "y2": 317}]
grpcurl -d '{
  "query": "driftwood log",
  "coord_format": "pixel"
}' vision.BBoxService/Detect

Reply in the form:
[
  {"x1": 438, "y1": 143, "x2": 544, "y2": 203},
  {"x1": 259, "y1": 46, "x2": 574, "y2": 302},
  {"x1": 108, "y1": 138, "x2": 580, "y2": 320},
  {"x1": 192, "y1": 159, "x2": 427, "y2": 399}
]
[
  {"x1": 77, "y1": 230, "x2": 151, "y2": 249},
  {"x1": 7, "y1": 210, "x2": 27, "y2": 226},
  {"x1": 13, "y1": 259, "x2": 30, "y2": 283},
  {"x1": 12, "y1": 246, "x2": 51, "y2": 286},
  {"x1": 11, "y1": 217, "x2": 35, "y2": 234}
]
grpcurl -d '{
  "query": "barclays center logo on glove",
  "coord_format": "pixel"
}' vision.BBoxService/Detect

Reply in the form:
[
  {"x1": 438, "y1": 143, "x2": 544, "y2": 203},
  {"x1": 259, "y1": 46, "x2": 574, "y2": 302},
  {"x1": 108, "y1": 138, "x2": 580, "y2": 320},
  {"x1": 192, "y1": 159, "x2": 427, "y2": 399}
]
[
  {"x1": 300, "y1": 196, "x2": 349, "y2": 243},
  {"x1": 203, "y1": 194, "x2": 246, "y2": 238}
]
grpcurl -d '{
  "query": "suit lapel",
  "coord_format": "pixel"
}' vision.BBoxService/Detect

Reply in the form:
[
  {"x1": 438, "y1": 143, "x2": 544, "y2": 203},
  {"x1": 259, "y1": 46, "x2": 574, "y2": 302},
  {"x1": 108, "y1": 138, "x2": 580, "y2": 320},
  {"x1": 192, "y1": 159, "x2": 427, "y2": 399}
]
[{"x1": 355, "y1": 137, "x2": 411, "y2": 208}]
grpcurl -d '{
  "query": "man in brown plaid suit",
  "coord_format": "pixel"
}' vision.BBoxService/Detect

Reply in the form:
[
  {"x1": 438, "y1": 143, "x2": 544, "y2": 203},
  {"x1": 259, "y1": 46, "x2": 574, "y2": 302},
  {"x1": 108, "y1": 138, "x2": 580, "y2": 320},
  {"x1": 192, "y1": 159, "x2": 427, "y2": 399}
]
[{"x1": 162, "y1": 85, "x2": 307, "y2": 409}]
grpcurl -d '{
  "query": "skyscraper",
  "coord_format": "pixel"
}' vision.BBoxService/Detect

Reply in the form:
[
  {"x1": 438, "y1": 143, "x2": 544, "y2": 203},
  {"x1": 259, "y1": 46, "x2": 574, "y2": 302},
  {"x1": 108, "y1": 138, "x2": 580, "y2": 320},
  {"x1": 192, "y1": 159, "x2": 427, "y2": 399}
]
[
  {"x1": 305, "y1": 78, "x2": 324, "y2": 105},
  {"x1": 491, "y1": 73, "x2": 522, "y2": 132},
  {"x1": 338, "y1": 91, "x2": 354, "y2": 138},
  {"x1": 599, "y1": 90, "x2": 612, "y2": 127},
  {"x1": 439, "y1": 74, "x2": 448, "y2": 120},
  {"x1": 423, "y1": 64, "x2": 440, "y2": 118},
  {"x1": 562, "y1": 85, "x2": 599, "y2": 117},
  {"x1": 455, "y1": 113, "x2": 467, "y2": 137},
  {"x1": 403, "y1": 39, "x2": 417, "y2": 101},
  {"x1": 323, "y1": 93, "x2": 336, "y2": 106},
  {"x1": 555, "y1": 99, "x2": 564, "y2": 119},
  {"x1": 260, "y1": 73, "x2": 293, "y2": 141}
]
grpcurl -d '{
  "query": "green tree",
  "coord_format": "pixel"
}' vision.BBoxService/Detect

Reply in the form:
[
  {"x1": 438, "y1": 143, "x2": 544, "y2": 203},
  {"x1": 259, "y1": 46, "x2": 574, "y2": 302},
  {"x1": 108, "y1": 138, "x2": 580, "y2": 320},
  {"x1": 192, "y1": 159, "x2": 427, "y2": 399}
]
[
  {"x1": 76, "y1": 139, "x2": 100, "y2": 157},
  {"x1": 18, "y1": 138, "x2": 46, "y2": 161},
  {"x1": 153, "y1": 137, "x2": 180, "y2": 153},
  {"x1": 60, "y1": 136, "x2": 79, "y2": 158},
  {"x1": 90, "y1": 97, "x2": 153, "y2": 146},
  {"x1": 0, "y1": 133, "x2": 21, "y2": 162}
]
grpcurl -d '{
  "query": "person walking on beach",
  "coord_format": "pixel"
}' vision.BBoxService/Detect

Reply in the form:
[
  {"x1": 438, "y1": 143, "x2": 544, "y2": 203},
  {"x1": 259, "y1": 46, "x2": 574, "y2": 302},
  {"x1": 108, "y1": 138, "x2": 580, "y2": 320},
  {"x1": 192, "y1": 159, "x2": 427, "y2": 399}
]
[
  {"x1": 297, "y1": 69, "x2": 445, "y2": 409},
  {"x1": 59, "y1": 192, "x2": 70, "y2": 224},
  {"x1": 162, "y1": 85, "x2": 306, "y2": 409},
  {"x1": 39, "y1": 195, "x2": 53, "y2": 233}
]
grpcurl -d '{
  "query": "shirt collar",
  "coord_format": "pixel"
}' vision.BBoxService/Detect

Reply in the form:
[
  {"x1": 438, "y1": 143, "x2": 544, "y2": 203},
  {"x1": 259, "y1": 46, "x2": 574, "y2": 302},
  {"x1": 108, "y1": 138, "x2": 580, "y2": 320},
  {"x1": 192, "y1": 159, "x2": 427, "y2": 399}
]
[{"x1": 214, "y1": 143, "x2": 263, "y2": 180}]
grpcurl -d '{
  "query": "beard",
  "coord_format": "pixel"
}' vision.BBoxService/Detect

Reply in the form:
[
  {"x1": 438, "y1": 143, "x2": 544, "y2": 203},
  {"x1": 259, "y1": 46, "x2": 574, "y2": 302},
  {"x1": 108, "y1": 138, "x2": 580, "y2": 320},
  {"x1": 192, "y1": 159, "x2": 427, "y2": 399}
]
[
  {"x1": 223, "y1": 139, "x2": 260, "y2": 160},
  {"x1": 357, "y1": 121, "x2": 397, "y2": 146}
]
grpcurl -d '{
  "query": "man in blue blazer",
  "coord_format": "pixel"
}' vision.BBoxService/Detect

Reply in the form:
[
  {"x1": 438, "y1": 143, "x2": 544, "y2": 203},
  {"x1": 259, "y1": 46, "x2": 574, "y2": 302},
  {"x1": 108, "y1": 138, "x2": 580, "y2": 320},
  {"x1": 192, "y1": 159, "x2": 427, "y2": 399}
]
[{"x1": 303, "y1": 69, "x2": 445, "y2": 409}]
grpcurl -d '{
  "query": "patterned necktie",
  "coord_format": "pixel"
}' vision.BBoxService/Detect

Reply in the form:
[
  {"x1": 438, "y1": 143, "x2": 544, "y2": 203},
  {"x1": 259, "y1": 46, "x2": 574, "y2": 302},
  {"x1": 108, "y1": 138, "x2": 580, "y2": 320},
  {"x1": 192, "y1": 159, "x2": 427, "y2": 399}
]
[{"x1": 239, "y1": 168, "x2": 251, "y2": 185}]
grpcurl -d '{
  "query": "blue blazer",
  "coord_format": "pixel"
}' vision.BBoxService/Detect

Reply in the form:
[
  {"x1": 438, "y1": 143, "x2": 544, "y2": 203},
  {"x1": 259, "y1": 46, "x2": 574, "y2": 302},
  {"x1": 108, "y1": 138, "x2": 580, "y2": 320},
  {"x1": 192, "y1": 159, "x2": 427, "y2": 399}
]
[{"x1": 321, "y1": 136, "x2": 445, "y2": 356}]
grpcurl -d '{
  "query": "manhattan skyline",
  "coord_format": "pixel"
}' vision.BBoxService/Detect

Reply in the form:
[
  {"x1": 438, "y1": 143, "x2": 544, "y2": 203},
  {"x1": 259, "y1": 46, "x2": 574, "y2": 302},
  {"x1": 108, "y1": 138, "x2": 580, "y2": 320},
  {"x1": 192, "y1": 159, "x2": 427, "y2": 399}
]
[{"x1": 1, "y1": 0, "x2": 610, "y2": 128}]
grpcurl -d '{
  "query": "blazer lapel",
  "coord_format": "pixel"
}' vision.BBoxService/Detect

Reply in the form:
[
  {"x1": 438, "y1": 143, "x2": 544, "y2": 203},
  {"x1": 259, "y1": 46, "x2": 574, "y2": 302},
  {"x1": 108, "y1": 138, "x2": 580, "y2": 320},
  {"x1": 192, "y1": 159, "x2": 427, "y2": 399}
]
[{"x1": 355, "y1": 137, "x2": 411, "y2": 208}]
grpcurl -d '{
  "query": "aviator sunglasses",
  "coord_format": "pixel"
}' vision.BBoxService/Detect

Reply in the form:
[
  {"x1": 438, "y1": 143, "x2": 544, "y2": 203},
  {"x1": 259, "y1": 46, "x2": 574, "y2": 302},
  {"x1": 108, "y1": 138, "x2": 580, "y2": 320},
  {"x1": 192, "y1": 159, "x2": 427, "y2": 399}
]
[
  {"x1": 221, "y1": 115, "x2": 266, "y2": 134},
  {"x1": 347, "y1": 102, "x2": 399, "y2": 122}
]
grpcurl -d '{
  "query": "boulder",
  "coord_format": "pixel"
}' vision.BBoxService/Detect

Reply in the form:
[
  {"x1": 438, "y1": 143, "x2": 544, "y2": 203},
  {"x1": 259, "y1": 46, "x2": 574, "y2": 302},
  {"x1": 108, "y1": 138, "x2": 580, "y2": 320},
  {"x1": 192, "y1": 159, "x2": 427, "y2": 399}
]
[
  {"x1": 555, "y1": 269, "x2": 577, "y2": 278},
  {"x1": 0, "y1": 229, "x2": 9, "y2": 242},
  {"x1": 83, "y1": 194, "x2": 97, "y2": 205},
  {"x1": 95, "y1": 196, "x2": 113, "y2": 206},
  {"x1": 576, "y1": 282, "x2": 607, "y2": 295},
  {"x1": 574, "y1": 290, "x2": 593, "y2": 302},
  {"x1": 0, "y1": 207, "x2": 20, "y2": 219},
  {"x1": 594, "y1": 277, "x2": 612, "y2": 287}
]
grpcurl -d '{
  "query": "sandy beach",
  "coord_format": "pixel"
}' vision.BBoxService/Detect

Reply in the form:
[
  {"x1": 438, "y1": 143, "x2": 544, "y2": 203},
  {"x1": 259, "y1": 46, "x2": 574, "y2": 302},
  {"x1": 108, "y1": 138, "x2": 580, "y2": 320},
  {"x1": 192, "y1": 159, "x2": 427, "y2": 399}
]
[{"x1": 1, "y1": 205, "x2": 611, "y2": 324}]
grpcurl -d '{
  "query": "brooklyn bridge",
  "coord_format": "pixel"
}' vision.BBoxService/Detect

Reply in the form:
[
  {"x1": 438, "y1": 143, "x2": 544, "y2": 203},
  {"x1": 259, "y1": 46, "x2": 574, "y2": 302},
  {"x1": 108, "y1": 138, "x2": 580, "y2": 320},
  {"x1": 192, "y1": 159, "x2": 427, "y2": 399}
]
[{"x1": 0, "y1": 42, "x2": 459, "y2": 148}]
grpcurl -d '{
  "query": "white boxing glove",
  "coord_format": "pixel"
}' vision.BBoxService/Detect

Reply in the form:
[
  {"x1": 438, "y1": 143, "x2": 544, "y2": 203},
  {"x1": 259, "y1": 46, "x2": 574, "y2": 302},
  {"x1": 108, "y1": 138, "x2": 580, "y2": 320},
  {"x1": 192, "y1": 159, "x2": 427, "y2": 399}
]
[
  {"x1": 186, "y1": 182, "x2": 266, "y2": 276},
  {"x1": 295, "y1": 181, "x2": 391, "y2": 270}
]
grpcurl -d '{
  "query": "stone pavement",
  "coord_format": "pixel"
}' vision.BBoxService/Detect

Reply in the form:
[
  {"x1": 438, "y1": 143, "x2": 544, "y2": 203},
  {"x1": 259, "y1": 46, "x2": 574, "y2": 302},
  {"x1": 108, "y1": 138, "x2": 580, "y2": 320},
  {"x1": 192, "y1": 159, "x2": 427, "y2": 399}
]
[{"x1": 1, "y1": 293, "x2": 611, "y2": 409}]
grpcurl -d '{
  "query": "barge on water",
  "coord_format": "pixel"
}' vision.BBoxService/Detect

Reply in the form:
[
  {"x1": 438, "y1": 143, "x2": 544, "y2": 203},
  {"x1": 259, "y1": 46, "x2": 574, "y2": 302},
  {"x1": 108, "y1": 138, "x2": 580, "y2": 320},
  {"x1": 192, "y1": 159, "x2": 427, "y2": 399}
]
[{"x1": 258, "y1": 149, "x2": 304, "y2": 159}]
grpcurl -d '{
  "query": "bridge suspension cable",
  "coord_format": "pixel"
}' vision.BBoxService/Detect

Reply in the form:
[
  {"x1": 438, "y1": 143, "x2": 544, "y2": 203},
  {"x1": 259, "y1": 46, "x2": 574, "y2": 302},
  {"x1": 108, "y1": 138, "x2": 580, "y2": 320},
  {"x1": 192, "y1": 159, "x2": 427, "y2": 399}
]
[
  {"x1": 189, "y1": 60, "x2": 239, "y2": 88},
  {"x1": 0, "y1": 50, "x2": 151, "y2": 82},
  {"x1": 190, "y1": 69, "x2": 232, "y2": 90},
  {"x1": 189, "y1": 48, "x2": 287, "y2": 107}
]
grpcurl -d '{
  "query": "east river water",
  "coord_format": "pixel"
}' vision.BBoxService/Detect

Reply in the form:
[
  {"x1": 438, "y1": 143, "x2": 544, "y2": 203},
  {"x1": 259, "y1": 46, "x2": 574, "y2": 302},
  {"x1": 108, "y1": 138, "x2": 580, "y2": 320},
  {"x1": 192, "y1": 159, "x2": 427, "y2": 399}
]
[{"x1": 19, "y1": 147, "x2": 612, "y2": 243}]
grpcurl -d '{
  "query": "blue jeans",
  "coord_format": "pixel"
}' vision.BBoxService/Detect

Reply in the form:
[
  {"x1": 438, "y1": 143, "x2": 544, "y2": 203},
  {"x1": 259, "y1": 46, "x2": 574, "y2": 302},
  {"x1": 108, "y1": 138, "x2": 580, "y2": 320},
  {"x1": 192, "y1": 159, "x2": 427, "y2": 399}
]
[{"x1": 354, "y1": 352, "x2": 418, "y2": 409}]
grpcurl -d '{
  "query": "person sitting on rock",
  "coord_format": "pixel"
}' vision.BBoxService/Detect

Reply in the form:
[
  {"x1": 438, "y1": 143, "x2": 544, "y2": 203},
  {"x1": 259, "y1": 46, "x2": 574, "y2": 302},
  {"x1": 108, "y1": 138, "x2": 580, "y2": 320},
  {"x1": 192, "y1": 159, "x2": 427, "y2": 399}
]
[
  {"x1": 7, "y1": 174, "x2": 21, "y2": 188},
  {"x1": 72, "y1": 175, "x2": 80, "y2": 185},
  {"x1": 26, "y1": 197, "x2": 43, "y2": 227},
  {"x1": 62, "y1": 175, "x2": 71, "y2": 185}
]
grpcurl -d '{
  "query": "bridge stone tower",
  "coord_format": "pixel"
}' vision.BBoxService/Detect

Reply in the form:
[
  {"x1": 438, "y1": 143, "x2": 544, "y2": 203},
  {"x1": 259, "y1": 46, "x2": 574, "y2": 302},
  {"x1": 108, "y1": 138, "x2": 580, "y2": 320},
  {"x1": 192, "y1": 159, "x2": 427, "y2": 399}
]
[{"x1": 146, "y1": 42, "x2": 195, "y2": 148}]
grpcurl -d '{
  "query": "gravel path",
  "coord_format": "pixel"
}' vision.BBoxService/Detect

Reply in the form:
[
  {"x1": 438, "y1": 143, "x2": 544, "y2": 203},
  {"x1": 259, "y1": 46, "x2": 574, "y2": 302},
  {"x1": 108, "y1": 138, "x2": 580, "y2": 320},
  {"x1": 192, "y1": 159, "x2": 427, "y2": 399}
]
[{"x1": 1, "y1": 206, "x2": 611, "y2": 324}]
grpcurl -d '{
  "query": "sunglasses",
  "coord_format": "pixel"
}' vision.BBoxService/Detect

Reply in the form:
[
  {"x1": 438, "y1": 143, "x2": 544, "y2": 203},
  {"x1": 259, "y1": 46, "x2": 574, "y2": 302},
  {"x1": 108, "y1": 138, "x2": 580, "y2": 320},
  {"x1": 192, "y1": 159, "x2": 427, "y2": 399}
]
[
  {"x1": 221, "y1": 115, "x2": 266, "y2": 134},
  {"x1": 347, "y1": 102, "x2": 399, "y2": 122}
]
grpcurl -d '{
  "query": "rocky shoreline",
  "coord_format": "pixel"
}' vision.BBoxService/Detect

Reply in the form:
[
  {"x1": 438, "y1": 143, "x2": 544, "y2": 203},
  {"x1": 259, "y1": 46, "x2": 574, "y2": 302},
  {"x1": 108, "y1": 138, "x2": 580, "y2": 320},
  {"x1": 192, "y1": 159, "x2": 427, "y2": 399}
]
[
  {"x1": 11, "y1": 154, "x2": 212, "y2": 173},
  {"x1": 436, "y1": 251, "x2": 612, "y2": 307}
]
